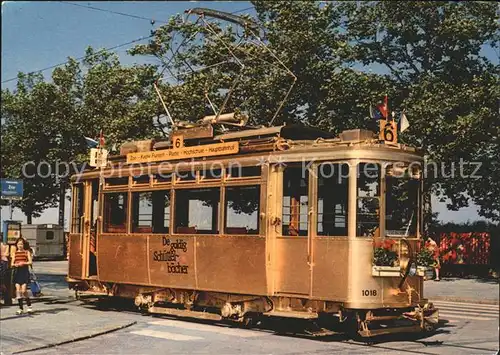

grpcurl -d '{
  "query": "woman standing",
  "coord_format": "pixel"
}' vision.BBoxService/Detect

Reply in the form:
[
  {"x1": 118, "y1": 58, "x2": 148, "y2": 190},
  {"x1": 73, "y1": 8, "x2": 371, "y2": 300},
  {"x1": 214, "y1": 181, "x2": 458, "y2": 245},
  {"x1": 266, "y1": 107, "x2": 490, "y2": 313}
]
[{"x1": 11, "y1": 237, "x2": 33, "y2": 314}]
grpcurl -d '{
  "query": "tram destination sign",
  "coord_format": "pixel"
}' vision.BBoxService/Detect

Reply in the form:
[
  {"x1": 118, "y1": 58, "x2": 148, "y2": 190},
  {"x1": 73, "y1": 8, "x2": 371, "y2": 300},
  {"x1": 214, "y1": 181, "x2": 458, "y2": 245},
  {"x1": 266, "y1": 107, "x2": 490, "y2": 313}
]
[
  {"x1": 127, "y1": 141, "x2": 239, "y2": 164},
  {"x1": 1, "y1": 179, "x2": 24, "y2": 200}
]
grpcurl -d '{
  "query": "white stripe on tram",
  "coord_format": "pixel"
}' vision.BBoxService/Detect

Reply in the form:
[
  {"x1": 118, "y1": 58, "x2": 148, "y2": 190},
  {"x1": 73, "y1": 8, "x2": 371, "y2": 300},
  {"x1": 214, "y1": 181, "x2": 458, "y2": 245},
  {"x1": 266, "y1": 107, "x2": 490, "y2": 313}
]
[
  {"x1": 148, "y1": 320, "x2": 265, "y2": 338},
  {"x1": 130, "y1": 329, "x2": 203, "y2": 341}
]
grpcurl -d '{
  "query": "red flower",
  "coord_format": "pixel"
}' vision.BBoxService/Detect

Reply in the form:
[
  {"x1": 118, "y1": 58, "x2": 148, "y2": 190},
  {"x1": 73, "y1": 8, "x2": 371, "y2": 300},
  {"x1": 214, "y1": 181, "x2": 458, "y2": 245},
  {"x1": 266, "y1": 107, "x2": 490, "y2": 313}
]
[{"x1": 382, "y1": 239, "x2": 395, "y2": 250}]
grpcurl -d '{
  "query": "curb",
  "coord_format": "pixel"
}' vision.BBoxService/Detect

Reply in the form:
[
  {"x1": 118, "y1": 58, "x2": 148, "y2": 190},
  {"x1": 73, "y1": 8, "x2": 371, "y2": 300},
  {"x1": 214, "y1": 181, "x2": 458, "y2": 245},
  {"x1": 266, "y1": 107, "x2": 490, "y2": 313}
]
[
  {"x1": 11, "y1": 321, "x2": 137, "y2": 354},
  {"x1": 429, "y1": 296, "x2": 499, "y2": 305}
]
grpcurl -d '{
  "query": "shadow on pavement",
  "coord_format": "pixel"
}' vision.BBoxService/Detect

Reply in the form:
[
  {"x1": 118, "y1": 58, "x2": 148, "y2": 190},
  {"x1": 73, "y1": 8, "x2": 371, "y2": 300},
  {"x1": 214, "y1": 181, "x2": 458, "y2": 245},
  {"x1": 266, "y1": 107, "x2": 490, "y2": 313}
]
[{"x1": 0, "y1": 307, "x2": 69, "y2": 321}]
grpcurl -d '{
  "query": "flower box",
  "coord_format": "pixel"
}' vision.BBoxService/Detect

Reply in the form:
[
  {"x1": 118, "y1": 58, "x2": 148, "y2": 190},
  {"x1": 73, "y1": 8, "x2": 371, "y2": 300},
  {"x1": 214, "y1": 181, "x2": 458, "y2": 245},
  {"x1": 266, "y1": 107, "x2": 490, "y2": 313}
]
[
  {"x1": 417, "y1": 266, "x2": 434, "y2": 280},
  {"x1": 372, "y1": 265, "x2": 401, "y2": 277}
]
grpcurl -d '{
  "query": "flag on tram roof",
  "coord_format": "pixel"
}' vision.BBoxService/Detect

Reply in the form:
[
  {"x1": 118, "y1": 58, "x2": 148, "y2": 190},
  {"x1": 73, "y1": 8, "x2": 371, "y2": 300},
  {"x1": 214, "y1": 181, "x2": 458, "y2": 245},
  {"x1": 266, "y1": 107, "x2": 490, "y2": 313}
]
[
  {"x1": 399, "y1": 111, "x2": 410, "y2": 132},
  {"x1": 369, "y1": 95, "x2": 388, "y2": 120},
  {"x1": 84, "y1": 136, "x2": 99, "y2": 148},
  {"x1": 99, "y1": 129, "x2": 105, "y2": 148}
]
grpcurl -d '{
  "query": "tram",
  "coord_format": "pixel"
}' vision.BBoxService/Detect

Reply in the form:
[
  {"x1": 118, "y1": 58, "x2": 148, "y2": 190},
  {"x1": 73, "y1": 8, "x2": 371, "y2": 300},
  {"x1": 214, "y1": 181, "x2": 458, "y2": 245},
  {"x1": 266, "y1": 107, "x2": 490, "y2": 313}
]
[{"x1": 67, "y1": 115, "x2": 439, "y2": 337}]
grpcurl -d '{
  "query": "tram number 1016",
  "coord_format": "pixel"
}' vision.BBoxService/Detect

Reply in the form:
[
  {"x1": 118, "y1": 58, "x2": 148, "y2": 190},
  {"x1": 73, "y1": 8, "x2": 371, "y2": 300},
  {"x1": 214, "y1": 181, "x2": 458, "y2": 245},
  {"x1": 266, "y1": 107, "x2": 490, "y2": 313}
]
[{"x1": 362, "y1": 289, "x2": 378, "y2": 297}]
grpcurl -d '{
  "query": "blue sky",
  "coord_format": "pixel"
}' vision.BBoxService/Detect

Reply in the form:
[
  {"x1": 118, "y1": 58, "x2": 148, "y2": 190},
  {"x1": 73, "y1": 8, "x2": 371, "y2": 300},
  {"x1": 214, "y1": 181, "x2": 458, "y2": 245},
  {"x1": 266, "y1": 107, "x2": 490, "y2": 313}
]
[{"x1": 1, "y1": 1, "x2": 492, "y2": 227}]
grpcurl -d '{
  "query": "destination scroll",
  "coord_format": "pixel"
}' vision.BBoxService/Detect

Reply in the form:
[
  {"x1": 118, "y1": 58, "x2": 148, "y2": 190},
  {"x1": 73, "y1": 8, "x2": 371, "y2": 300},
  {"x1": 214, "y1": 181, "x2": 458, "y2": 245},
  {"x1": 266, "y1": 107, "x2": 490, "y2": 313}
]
[{"x1": 127, "y1": 141, "x2": 239, "y2": 164}]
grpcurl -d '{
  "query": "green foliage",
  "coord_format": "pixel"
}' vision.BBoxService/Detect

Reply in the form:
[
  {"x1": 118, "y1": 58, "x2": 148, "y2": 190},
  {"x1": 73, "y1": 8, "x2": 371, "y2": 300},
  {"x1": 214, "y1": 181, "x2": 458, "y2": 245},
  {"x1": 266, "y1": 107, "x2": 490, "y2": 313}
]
[
  {"x1": 373, "y1": 247, "x2": 398, "y2": 267},
  {"x1": 1, "y1": 1, "x2": 498, "y2": 223},
  {"x1": 416, "y1": 248, "x2": 435, "y2": 267},
  {"x1": 1, "y1": 49, "x2": 159, "y2": 221}
]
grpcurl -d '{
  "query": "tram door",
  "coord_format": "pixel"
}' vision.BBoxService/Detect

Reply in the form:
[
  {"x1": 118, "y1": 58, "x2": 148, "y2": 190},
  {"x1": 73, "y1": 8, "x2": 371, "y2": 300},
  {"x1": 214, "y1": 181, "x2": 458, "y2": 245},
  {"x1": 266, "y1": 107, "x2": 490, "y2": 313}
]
[
  {"x1": 87, "y1": 180, "x2": 99, "y2": 277},
  {"x1": 68, "y1": 182, "x2": 88, "y2": 279},
  {"x1": 275, "y1": 166, "x2": 312, "y2": 295}
]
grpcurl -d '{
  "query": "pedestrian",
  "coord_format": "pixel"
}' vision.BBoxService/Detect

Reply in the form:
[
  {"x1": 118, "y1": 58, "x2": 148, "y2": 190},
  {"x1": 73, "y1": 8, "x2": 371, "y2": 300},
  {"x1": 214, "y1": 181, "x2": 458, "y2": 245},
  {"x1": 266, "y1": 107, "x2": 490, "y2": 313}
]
[
  {"x1": 426, "y1": 237, "x2": 441, "y2": 281},
  {"x1": 1, "y1": 241, "x2": 9, "y2": 298},
  {"x1": 11, "y1": 237, "x2": 33, "y2": 314}
]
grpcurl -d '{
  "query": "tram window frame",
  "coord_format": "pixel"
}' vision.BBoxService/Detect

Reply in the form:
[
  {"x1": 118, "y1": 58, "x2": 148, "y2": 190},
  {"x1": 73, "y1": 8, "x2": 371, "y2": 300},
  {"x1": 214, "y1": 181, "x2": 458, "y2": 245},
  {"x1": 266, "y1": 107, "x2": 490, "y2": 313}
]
[
  {"x1": 226, "y1": 166, "x2": 261, "y2": 180},
  {"x1": 174, "y1": 170, "x2": 197, "y2": 184},
  {"x1": 317, "y1": 163, "x2": 349, "y2": 237},
  {"x1": 174, "y1": 187, "x2": 220, "y2": 235},
  {"x1": 224, "y1": 185, "x2": 260, "y2": 235},
  {"x1": 103, "y1": 192, "x2": 128, "y2": 234},
  {"x1": 356, "y1": 163, "x2": 381, "y2": 238},
  {"x1": 71, "y1": 184, "x2": 84, "y2": 234},
  {"x1": 385, "y1": 165, "x2": 419, "y2": 237},
  {"x1": 131, "y1": 190, "x2": 171, "y2": 234},
  {"x1": 153, "y1": 172, "x2": 173, "y2": 185},
  {"x1": 199, "y1": 168, "x2": 223, "y2": 182},
  {"x1": 132, "y1": 174, "x2": 151, "y2": 186},
  {"x1": 105, "y1": 177, "x2": 129, "y2": 188},
  {"x1": 282, "y1": 166, "x2": 309, "y2": 237}
]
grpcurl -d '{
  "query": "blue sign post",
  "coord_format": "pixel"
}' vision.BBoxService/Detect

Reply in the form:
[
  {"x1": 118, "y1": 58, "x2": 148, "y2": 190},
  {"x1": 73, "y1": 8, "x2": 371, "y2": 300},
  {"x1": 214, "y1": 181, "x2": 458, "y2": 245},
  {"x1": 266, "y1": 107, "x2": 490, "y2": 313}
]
[
  {"x1": 1, "y1": 179, "x2": 24, "y2": 200},
  {"x1": 1, "y1": 179, "x2": 24, "y2": 243}
]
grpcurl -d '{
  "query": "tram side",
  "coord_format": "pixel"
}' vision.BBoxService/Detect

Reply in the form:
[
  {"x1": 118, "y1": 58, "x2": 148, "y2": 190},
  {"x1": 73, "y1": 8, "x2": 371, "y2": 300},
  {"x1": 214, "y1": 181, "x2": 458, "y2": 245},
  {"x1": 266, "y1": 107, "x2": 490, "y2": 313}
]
[{"x1": 67, "y1": 145, "x2": 438, "y2": 336}]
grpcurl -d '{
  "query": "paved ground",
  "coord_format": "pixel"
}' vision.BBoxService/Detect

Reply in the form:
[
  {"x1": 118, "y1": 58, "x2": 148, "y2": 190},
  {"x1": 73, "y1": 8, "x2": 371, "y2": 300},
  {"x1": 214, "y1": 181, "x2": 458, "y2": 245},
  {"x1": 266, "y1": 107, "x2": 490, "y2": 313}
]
[{"x1": 1, "y1": 261, "x2": 498, "y2": 355}]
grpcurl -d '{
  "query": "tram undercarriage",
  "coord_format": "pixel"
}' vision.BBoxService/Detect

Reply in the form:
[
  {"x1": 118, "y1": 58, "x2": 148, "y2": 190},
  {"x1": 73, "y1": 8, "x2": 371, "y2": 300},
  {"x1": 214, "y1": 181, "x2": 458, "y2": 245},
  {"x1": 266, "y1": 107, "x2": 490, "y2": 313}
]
[{"x1": 69, "y1": 279, "x2": 438, "y2": 338}]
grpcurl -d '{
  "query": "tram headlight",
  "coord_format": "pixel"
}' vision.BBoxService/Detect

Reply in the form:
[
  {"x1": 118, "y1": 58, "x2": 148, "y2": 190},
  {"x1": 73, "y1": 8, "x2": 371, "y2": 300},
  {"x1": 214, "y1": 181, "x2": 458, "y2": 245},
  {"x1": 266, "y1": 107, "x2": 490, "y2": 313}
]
[{"x1": 408, "y1": 262, "x2": 417, "y2": 276}]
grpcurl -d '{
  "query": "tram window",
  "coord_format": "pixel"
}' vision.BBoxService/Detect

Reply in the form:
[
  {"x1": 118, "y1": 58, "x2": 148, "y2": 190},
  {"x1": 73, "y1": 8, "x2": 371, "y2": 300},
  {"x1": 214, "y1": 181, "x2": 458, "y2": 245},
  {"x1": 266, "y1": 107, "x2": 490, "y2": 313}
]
[
  {"x1": 282, "y1": 167, "x2": 309, "y2": 236},
  {"x1": 175, "y1": 171, "x2": 196, "y2": 182},
  {"x1": 385, "y1": 167, "x2": 419, "y2": 237},
  {"x1": 225, "y1": 185, "x2": 260, "y2": 235},
  {"x1": 154, "y1": 172, "x2": 172, "y2": 184},
  {"x1": 46, "y1": 231, "x2": 54, "y2": 240},
  {"x1": 71, "y1": 184, "x2": 84, "y2": 233},
  {"x1": 90, "y1": 180, "x2": 99, "y2": 230},
  {"x1": 132, "y1": 175, "x2": 150, "y2": 185},
  {"x1": 317, "y1": 163, "x2": 349, "y2": 236},
  {"x1": 174, "y1": 188, "x2": 220, "y2": 234},
  {"x1": 200, "y1": 168, "x2": 223, "y2": 180},
  {"x1": 131, "y1": 192, "x2": 153, "y2": 233},
  {"x1": 131, "y1": 191, "x2": 171, "y2": 234},
  {"x1": 227, "y1": 166, "x2": 261, "y2": 179},
  {"x1": 106, "y1": 177, "x2": 129, "y2": 186},
  {"x1": 103, "y1": 192, "x2": 128, "y2": 233},
  {"x1": 357, "y1": 163, "x2": 380, "y2": 237}
]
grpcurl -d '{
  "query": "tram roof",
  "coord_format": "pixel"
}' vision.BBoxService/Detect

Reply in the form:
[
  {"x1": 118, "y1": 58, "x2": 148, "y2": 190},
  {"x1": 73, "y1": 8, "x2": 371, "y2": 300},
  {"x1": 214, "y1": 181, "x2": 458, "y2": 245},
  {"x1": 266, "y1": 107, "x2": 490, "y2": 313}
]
[{"x1": 213, "y1": 124, "x2": 335, "y2": 141}]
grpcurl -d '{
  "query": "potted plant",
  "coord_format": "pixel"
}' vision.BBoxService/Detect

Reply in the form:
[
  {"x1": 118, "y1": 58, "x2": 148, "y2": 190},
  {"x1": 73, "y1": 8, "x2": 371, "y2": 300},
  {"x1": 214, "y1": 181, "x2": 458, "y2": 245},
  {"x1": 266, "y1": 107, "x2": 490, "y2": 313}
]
[{"x1": 372, "y1": 239, "x2": 400, "y2": 276}]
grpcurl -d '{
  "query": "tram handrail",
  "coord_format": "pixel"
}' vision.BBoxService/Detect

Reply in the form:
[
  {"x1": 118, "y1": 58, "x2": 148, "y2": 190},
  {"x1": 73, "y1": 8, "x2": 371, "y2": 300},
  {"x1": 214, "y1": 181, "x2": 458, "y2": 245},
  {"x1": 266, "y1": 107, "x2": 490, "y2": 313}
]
[{"x1": 398, "y1": 238, "x2": 414, "y2": 290}]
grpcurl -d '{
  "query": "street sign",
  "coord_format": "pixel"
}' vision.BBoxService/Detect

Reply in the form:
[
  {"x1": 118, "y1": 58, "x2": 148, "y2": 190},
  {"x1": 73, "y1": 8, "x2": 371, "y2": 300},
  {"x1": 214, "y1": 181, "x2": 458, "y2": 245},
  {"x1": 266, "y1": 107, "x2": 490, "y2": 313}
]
[
  {"x1": 0, "y1": 179, "x2": 23, "y2": 200},
  {"x1": 89, "y1": 148, "x2": 108, "y2": 168}
]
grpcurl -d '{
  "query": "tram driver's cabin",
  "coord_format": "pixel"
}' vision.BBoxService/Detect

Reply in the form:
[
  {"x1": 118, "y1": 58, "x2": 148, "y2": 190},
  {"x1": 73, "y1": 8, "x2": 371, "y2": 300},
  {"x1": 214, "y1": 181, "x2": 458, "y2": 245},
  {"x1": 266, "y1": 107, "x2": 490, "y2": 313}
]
[{"x1": 68, "y1": 121, "x2": 438, "y2": 337}]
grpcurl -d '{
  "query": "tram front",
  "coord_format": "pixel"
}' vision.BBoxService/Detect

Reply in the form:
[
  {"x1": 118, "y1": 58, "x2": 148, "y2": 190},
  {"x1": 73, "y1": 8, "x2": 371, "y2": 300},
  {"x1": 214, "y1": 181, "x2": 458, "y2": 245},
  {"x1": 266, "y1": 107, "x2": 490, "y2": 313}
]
[{"x1": 343, "y1": 159, "x2": 439, "y2": 337}]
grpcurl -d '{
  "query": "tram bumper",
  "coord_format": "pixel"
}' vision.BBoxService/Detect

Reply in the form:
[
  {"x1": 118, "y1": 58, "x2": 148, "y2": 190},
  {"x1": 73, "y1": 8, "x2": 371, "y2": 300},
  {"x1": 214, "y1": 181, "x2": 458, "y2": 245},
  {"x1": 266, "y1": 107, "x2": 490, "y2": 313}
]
[
  {"x1": 403, "y1": 302, "x2": 439, "y2": 332},
  {"x1": 356, "y1": 303, "x2": 439, "y2": 338}
]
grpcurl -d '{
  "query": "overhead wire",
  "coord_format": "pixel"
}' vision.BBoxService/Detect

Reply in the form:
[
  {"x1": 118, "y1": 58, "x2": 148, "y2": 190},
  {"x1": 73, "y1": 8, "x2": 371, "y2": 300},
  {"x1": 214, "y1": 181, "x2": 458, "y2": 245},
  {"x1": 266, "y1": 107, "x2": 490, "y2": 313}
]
[
  {"x1": 1, "y1": 35, "x2": 154, "y2": 84},
  {"x1": 2, "y1": 4, "x2": 255, "y2": 85},
  {"x1": 57, "y1": 1, "x2": 169, "y2": 24}
]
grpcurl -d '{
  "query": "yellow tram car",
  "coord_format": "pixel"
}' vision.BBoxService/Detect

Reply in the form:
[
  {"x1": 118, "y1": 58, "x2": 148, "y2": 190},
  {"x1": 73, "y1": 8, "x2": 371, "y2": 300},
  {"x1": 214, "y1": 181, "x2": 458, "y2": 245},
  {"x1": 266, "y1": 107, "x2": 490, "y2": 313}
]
[{"x1": 68, "y1": 120, "x2": 439, "y2": 337}]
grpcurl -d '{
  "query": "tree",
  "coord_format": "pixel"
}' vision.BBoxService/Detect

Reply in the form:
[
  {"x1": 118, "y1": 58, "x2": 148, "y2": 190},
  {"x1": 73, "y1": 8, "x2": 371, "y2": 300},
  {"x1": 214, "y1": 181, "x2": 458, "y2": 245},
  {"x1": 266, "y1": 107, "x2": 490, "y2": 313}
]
[
  {"x1": 130, "y1": 1, "x2": 498, "y2": 221},
  {"x1": 1, "y1": 48, "x2": 160, "y2": 223},
  {"x1": 1, "y1": 73, "x2": 60, "y2": 223},
  {"x1": 339, "y1": 1, "x2": 499, "y2": 220}
]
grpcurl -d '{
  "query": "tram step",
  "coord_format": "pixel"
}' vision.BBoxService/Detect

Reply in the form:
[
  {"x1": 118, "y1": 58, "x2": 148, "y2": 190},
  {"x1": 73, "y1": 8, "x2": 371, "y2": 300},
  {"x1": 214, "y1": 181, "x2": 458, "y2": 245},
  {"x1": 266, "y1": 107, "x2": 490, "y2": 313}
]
[
  {"x1": 263, "y1": 310, "x2": 319, "y2": 319},
  {"x1": 148, "y1": 306, "x2": 223, "y2": 321}
]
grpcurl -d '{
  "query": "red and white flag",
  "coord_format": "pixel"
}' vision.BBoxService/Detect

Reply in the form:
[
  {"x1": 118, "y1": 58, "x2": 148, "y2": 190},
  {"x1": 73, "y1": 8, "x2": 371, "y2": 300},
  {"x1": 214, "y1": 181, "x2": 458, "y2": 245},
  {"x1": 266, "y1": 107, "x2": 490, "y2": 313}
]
[
  {"x1": 377, "y1": 95, "x2": 388, "y2": 119},
  {"x1": 99, "y1": 129, "x2": 105, "y2": 148}
]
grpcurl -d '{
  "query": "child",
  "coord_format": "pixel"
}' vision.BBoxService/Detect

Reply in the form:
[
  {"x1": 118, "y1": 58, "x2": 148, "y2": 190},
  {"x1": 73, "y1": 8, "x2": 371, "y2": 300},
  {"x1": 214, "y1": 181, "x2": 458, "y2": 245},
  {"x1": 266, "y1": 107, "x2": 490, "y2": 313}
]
[
  {"x1": 426, "y1": 237, "x2": 441, "y2": 281},
  {"x1": 12, "y1": 237, "x2": 33, "y2": 314}
]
